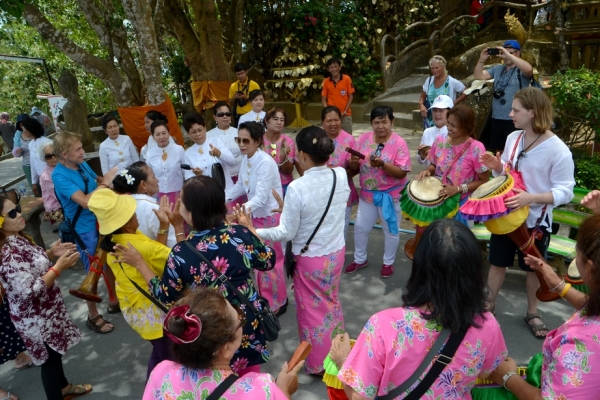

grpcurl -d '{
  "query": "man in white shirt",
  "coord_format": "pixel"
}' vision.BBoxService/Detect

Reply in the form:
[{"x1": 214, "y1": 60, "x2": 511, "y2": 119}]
[{"x1": 416, "y1": 95, "x2": 453, "y2": 166}]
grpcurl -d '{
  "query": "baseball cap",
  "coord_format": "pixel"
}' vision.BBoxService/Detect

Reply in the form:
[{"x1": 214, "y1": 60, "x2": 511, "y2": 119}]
[
  {"x1": 429, "y1": 95, "x2": 454, "y2": 110},
  {"x1": 503, "y1": 40, "x2": 521, "y2": 50}
]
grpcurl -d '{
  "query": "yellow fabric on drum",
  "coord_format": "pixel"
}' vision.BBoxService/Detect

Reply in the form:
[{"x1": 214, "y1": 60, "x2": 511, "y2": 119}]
[{"x1": 483, "y1": 206, "x2": 529, "y2": 235}]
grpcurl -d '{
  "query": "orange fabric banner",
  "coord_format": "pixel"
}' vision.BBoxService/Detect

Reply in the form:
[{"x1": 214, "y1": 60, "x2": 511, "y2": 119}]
[
  {"x1": 191, "y1": 81, "x2": 232, "y2": 112},
  {"x1": 117, "y1": 96, "x2": 184, "y2": 150}
]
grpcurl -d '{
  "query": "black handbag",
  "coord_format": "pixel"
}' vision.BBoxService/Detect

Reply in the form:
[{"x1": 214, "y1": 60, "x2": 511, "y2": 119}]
[
  {"x1": 284, "y1": 169, "x2": 337, "y2": 279},
  {"x1": 183, "y1": 241, "x2": 281, "y2": 341},
  {"x1": 211, "y1": 159, "x2": 226, "y2": 190},
  {"x1": 55, "y1": 166, "x2": 89, "y2": 245}
]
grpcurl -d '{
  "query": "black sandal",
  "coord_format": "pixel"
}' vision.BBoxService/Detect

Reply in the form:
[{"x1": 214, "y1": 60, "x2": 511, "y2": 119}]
[
  {"x1": 107, "y1": 302, "x2": 121, "y2": 314},
  {"x1": 86, "y1": 314, "x2": 114, "y2": 334}
]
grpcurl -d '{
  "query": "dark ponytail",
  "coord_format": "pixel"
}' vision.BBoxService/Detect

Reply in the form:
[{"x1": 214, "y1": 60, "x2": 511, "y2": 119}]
[
  {"x1": 112, "y1": 161, "x2": 150, "y2": 194},
  {"x1": 296, "y1": 126, "x2": 334, "y2": 164}
]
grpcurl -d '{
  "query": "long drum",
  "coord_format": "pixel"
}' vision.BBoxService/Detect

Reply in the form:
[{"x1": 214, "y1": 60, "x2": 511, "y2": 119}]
[{"x1": 69, "y1": 249, "x2": 106, "y2": 303}]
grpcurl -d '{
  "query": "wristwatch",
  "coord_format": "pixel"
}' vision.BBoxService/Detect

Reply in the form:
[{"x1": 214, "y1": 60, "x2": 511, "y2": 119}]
[{"x1": 502, "y1": 371, "x2": 518, "y2": 391}]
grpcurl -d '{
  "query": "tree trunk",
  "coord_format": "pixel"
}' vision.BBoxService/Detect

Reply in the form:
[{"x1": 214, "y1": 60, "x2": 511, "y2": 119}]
[{"x1": 554, "y1": 0, "x2": 569, "y2": 72}]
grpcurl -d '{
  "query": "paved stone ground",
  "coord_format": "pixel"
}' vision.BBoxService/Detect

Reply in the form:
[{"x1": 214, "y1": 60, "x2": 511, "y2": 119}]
[{"x1": 0, "y1": 122, "x2": 576, "y2": 399}]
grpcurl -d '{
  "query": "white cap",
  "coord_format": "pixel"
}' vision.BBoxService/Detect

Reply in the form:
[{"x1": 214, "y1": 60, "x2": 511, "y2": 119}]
[{"x1": 429, "y1": 95, "x2": 454, "y2": 110}]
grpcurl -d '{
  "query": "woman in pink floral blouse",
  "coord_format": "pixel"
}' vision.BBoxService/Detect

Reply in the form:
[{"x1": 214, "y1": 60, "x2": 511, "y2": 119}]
[
  {"x1": 0, "y1": 196, "x2": 92, "y2": 400},
  {"x1": 38, "y1": 142, "x2": 64, "y2": 224},
  {"x1": 490, "y1": 213, "x2": 600, "y2": 399}
]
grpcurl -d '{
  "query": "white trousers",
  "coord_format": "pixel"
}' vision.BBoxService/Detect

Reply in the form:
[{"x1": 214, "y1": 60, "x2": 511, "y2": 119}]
[
  {"x1": 344, "y1": 206, "x2": 352, "y2": 242},
  {"x1": 353, "y1": 199, "x2": 401, "y2": 265}
]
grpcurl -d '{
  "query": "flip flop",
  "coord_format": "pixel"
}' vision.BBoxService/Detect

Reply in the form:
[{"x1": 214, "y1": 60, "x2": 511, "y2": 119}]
[
  {"x1": 15, "y1": 362, "x2": 33, "y2": 371},
  {"x1": 524, "y1": 313, "x2": 547, "y2": 339},
  {"x1": 62, "y1": 383, "x2": 92, "y2": 400}
]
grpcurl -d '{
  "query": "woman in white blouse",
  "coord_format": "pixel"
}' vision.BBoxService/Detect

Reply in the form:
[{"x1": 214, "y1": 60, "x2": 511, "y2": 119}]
[
  {"x1": 237, "y1": 90, "x2": 266, "y2": 126},
  {"x1": 182, "y1": 112, "x2": 235, "y2": 193},
  {"x1": 235, "y1": 126, "x2": 350, "y2": 374},
  {"x1": 22, "y1": 117, "x2": 51, "y2": 197},
  {"x1": 145, "y1": 121, "x2": 186, "y2": 205},
  {"x1": 112, "y1": 161, "x2": 184, "y2": 248},
  {"x1": 225, "y1": 121, "x2": 288, "y2": 315},
  {"x1": 140, "y1": 110, "x2": 175, "y2": 162},
  {"x1": 207, "y1": 102, "x2": 242, "y2": 182},
  {"x1": 99, "y1": 114, "x2": 139, "y2": 174}
]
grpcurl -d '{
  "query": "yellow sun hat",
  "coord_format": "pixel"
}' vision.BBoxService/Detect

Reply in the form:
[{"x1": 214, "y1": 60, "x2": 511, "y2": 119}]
[{"x1": 88, "y1": 188, "x2": 137, "y2": 235}]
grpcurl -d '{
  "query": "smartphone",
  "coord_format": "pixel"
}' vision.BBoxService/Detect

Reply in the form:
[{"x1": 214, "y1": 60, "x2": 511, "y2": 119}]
[
  {"x1": 287, "y1": 341, "x2": 312, "y2": 372},
  {"x1": 487, "y1": 48, "x2": 500, "y2": 55},
  {"x1": 180, "y1": 164, "x2": 191, "y2": 170}
]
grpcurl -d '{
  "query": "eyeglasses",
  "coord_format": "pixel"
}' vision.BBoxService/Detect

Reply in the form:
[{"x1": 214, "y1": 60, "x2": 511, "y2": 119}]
[
  {"x1": 216, "y1": 112, "x2": 232, "y2": 117},
  {"x1": 2, "y1": 204, "x2": 21, "y2": 219},
  {"x1": 232, "y1": 304, "x2": 247, "y2": 330},
  {"x1": 234, "y1": 137, "x2": 252, "y2": 145},
  {"x1": 44, "y1": 153, "x2": 56, "y2": 160}
]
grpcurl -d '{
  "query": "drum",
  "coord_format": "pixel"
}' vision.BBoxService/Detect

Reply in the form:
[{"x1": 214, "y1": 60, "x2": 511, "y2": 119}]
[
  {"x1": 566, "y1": 259, "x2": 589, "y2": 294},
  {"x1": 401, "y1": 177, "x2": 460, "y2": 259}
]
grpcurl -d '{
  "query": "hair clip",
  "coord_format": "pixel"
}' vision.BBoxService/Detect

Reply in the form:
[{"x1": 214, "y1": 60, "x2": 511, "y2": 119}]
[
  {"x1": 312, "y1": 138, "x2": 318, "y2": 144},
  {"x1": 163, "y1": 304, "x2": 202, "y2": 344},
  {"x1": 0, "y1": 215, "x2": 4, "y2": 229}
]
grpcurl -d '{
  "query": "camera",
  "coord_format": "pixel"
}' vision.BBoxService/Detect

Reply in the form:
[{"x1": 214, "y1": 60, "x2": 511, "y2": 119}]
[
  {"x1": 493, "y1": 90, "x2": 505, "y2": 99},
  {"x1": 487, "y1": 48, "x2": 500, "y2": 55}
]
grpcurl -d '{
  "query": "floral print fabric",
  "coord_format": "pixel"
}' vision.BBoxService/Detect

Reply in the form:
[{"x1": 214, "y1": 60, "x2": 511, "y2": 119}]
[
  {"x1": 326, "y1": 130, "x2": 358, "y2": 207},
  {"x1": 262, "y1": 134, "x2": 296, "y2": 186},
  {"x1": 338, "y1": 307, "x2": 507, "y2": 399},
  {"x1": 541, "y1": 309, "x2": 600, "y2": 400},
  {"x1": 149, "y1": 222, "x2": 275, "y2": 369},
  {"x1": 355, "y1": 131, "x2": 411, "y2": 203},
  {"x1": 143, "y1": 361, "x2": 288, "y2": 399}
]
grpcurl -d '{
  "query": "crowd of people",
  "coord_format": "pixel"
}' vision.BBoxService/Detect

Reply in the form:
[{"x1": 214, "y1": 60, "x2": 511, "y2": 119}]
[{"x1": 0, "y1": 48, "x2": 598, "y2": 400}]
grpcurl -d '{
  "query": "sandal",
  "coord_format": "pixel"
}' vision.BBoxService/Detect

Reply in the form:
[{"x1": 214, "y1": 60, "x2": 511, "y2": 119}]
[
  {"x1": 15, "y1": 362, "x2": 33, "y2": 371},
  {"x1": 62, "y1": 383, "x2": 92, "y2": 400},
  {"x1": 106, "y1": 302, "x2": 121, "y2": 314},
  {"x1": 0, "y1": 389, "x2": 18, "y2": 400},
  {"x1": 86, "y1": 314, "x2": 114, "y2": 334},
  {"x1": 524, "y1": 313, "x2": 547, "y2": 339}
]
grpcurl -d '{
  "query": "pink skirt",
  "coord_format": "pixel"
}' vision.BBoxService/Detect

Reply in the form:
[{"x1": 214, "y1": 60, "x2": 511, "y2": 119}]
[
  {"x1": 157, "y1": 191, "x2": 180, "y2": 206},
  {"x1": 293, "y1": 247, "x2": 346, "y2": 373},
  {"x1": 252, "y1": 214, "x2": 288, "y2": 312}
]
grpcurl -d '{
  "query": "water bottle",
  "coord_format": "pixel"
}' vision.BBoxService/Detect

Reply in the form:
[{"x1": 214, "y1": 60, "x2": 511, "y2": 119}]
[{"x1": 19, "y1": 183, "x2": 27, "y2": 198}]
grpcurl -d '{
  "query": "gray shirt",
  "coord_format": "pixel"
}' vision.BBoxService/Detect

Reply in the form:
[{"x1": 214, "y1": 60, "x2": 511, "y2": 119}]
[{"x1": 488, "y1": 64, "x2": 531, "y2": 120}]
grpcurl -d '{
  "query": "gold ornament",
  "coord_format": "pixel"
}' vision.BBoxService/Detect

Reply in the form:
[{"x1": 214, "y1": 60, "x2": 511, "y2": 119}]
[{"x1": 162, "y1": 150, "x2": 168, "y2": 161}]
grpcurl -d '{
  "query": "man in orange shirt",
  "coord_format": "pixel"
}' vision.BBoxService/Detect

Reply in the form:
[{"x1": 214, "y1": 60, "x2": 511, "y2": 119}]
[{"x1": 321, "y1": 58, "x2": 356, "y2": 133}]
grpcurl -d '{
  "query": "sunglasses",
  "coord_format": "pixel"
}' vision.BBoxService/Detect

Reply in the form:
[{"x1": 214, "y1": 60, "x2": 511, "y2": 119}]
[
  {"x1": 234, "y1": 137, "x2": 252, "y2": 145},
  {"x1": 3, "y1": 204, "x2": 21, "y2": 219},
  {"x1": 232, "y1": 304, "x2": 247, "y2": 330},
  {"x1": 44, "y1": 153, "x2": 56, "y2": 160},
  {"x1": 216, "y1": 112, "x2": 232, "y2": 117}
]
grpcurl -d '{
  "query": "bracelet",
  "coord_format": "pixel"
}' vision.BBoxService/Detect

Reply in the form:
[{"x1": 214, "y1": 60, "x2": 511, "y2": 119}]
[
  {"x1": 550, "y1": 279, "x2": 565, "y2": 293},
  {"x1": 49, "y1": 267, "x2": 60, "y2": 276},
  {"x1": 157, "y1": 229, "x2": 168, "y2": 235},
  {"x1": 335, "y1": 357, "x2": 347, "y2": 369},
  {"x1": 278, "y1": 157, "x2": 289, "y2": 167},
  {"x1": 461, "y1": 183, "x2": 469, "y2": 194},
  {"x1": 560, "y1": 283, "x2": 572, "y2": 298},
  {"x1": 175, "y1": 232, "x2": 185, "y2": 237}
]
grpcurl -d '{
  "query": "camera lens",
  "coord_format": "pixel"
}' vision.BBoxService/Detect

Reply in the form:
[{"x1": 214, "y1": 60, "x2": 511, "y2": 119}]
[{"x1": 493, "y1": 90, "x2": 504, "y2": 99}]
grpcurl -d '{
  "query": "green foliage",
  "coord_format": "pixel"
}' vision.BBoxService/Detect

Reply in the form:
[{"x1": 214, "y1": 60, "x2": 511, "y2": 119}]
[
  {"x1": 572, "y1": 151, "x2": 600, "y2": 191},
  {"x1": 353, "y1": 71, "x2": 383, "y2": 101}
]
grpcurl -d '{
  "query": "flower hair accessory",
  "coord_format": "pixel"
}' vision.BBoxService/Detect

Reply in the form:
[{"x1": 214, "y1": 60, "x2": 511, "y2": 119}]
[
  {"x1": 312, "y1": 138, "x2": 317, "y2": 144},
  {"x1": 119, "y1": 169, "x2": 128, "y2": 176},
  {"x1": 163, "y1": 304, "x2": 202, "y2": 344},
  {"x1": 119, "y1": 169, "x2": 135, "y2": 185}
]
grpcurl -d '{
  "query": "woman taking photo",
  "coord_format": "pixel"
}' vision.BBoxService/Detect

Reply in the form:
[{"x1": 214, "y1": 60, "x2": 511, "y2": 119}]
[
  {"x1": 263, "y1": 108, "x2": 297, "y2": 195},
  {"x1": 345, "y1": 106, "x2": 411, "y2": 279},
  {"x1": 418, "y1": 55, "x2": 467, "y2": 129},
  {"x1": 113, "y1": 176, "x2": 276, "y2": 376},
  {"x1": 113, "y1": 161, "x2": 184, "y2": 248},
  {"x1": 415, "y1": 104, "x2": 489, "y2": 224},
  {"x1": 226, "y1": 121, "x2": 288, "y2": 315},
  {"x1": 480, "y1": 87, "x2": 575, "y2": 338},
  {"x1": 144, "y1": 288, "x2": 303, "y2": 399},
  {"x1": 99, "y1": 114, "x2": 138, "y2": 174},
  {"x1": 145, "y1": 120, "x2": 186, "y2": 204},
  {"x1": 207, "y1": 102, "x2": 242, "y2": 183},
  {"x1": 322, "y1": 106, "x2": 358, "y2": 240},
  {"x1": 332, "y1": 219, "x2": 508, "y2": 399},
  {"x1": 0, "y1": 196, "x2": 92, "y2": 400},
  {"x1": 235, "y1": 126, "x2": 350, "y2": 374}
]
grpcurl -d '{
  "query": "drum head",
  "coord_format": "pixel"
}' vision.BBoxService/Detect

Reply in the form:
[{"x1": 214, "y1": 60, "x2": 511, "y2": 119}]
[
  {"x1": 472, "y1": 175, "x2": 509, "y2": 199},
  {"x1": 409, "y1": 177, "x2": 443, "y2": 203},
  {"x1": 567, "y1": 259, "x2": 581, "y2": 280}
]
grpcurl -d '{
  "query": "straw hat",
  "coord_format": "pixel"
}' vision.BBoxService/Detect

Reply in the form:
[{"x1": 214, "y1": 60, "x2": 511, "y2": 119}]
[
  {"x1": 464, "y1": 79, "x2": 495, "y2": 95},
  {"x1": 88, "y1": 188, "x2": 137, "y2": 235}
]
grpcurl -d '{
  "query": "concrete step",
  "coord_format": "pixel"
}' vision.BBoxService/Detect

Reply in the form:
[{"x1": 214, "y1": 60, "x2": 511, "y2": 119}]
[
  {"x1": 360, "y1": 111, "x2": 422, "y2": 131},
  {"x1": 373, "y1": 93, "x2": 421, "y2": 113},
  {"x1": 414, "y1": 66, "x2": 431, "y2": 75}
]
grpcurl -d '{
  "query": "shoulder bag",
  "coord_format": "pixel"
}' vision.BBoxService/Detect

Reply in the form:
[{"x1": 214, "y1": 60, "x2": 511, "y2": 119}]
[
  {"x1": 54, "y1": 165, "x2": 89, "y2": 246},
  {"x1": 284, "y1": 169, "x2": 337, "y2": 279},
  {"x1": 184, "y1": 241, "x2": 281, "y2": 341},
  {"x1": 211, "y1": 156, "x2": 226, "y2": 190},
  {"x1": 376, "y1": 326, "x2": 468, "y2": 400}
]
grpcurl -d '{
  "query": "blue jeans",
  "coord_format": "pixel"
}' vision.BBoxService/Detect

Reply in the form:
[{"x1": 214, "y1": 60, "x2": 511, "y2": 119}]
[{"x1": 75, "y1": 230, "x2": 99, "y2": 271}]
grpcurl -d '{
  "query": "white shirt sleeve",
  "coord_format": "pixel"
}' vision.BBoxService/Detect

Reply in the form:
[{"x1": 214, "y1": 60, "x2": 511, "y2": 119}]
[
  {"x1": 29, "y1": 140, "x2": 40, "y2": 184},
  {"x1": 226, "y1": 178, "x2": 245, "y2": 202},
  {"x1": 213, "y1": 138, "x2": 236, "y2": 168},
  {"x1": 126, "y1": 136, "x2": 140, "y2": 165},
  {"x1": 549, "y1": 151, "x2": 575, "y2": 207},
  {"x1": 449, "y1": 76, "x2": 466, "y2": 97},
  {"x1": 256, "y1": 183, "x2": 301, "y2": 243},
  {"x1": 183, "y1": 150, "x2": 196, "y2": 181},
  {"x1": 140, "y1": 145, "x2": 148, "y2": 162},
  {"x1": 245, "y1": 157, "x2": 277, "y2": 213},
  {"x1": 99, "y1": 141, "x2": 109, "y2": 175}
]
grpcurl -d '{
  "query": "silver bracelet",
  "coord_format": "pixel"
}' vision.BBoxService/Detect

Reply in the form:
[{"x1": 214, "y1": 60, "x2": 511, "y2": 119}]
[
  {"x1": 461, "y1": 183, "x2": 469, "y2": 194},
  {"x1": 278, "y1": 157, "x2": 289, "y2": 167},
  {"x1": 550, "y1": 278, "x2": 565, "y2": 293}
]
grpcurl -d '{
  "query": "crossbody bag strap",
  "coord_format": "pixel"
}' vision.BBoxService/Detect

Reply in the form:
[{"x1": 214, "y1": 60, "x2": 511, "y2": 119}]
[
  {"x1": 54, "y1": 169, "x2": 89, "y2": 250},
  {"x1": 508, "y1": 131, "x2": 524, "y2": 169},
  {"x1": 378, "y1": 327, "x2": 468, "y2": 400},
  {"x1": 183, "y1": 241, "x2": 261, "y2": 316},
  {"x1": 441, "y1": 138, "x2": 473, "y2": 184},
  {"x1": 206, "y1": 373, "x2": 240, "y2": 400},
  {"x1": 300, "y1": 169, "x2": 336, "y2": 254},
  {"x1": 118, "y1": 263, "x2": 168, "y2": 314}
]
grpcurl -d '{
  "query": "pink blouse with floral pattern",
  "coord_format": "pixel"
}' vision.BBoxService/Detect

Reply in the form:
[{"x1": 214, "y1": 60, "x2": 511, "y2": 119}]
[
  {"x1": 262, "y1": 134, "x2": 296, "y2": 187},
  {"x1": 327, "y1": 130, "x2": 358, "y2": 207}
]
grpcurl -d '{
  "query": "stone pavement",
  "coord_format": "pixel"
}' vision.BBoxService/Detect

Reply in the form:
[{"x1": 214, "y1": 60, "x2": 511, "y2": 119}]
[{"x1": 0, "y1": 122, "x2": 576, "y2": 399}]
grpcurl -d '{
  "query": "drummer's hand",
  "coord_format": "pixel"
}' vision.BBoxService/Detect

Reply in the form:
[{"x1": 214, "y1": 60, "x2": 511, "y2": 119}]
[
  {"x1": 440, "y1": 184, "x2": 459, "y2": 198},
  {"x1": 504, "y1": 188, "x2": 533, "y2": 210},
  {"x1": 415, "y1": 170, "x2": 431, "y2": 180},
  {"x1": 369, "y1": 155, "x2": 384, "y2": 169},
  {"x1": 348, "y1": 155, "x2": 360, "y2": 170},
  {"x1": 525, "y1": 254, "x2": 563, "y2": 290},
  {"x1": 581, "y1": 190, "x2": 600, "y2": 215},
  {"x1": 490, "y1": 357, "x2": 518, "y2": 386},
  {"x1": 330, "y1": 332, "x2": 351, "y2": 365},
  {"x1": 480, "y1": 151, "x2": 503, "y2": 173}
]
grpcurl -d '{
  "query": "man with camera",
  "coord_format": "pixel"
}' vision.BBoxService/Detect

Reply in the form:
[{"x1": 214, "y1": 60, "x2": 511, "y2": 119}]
[
  {"x1": 474, "y1": 40, "x2": 533, "y2": 153},
  {"x1": 229, "y1": 63, "x2": 260, "y2": 127}
]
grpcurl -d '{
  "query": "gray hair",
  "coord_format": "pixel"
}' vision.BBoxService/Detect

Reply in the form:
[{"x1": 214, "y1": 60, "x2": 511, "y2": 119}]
[
  {"x1": 428, "y1": 55, "x2": 447, "y2": 73},
  {"x1": 37, "y1": 138, "x2": 54, "y2": 161}
]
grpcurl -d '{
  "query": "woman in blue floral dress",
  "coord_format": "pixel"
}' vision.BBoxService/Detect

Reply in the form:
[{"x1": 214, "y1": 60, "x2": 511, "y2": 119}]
[{"x1": 114, "y1": 176, "x2": 275, "y2": 376}]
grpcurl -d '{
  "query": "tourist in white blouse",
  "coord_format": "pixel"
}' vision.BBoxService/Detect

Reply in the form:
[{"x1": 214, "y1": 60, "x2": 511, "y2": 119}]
[
  {"x1": 182, "y1": 112, "x2": 235, "y2": 192},
  {"x1": 225, "y1": 121, "x2": 288, "y2": 315},
  {"x1": 22, "y1": 116, "x2": 51, "y2": 197},
  {"x1": 416, "y1": 95, "x2": 452, "y2": 166},
  {"x1": 112, "y1": 161, "x2": 184, "y2": 248},
  {"x1": 140, "y1": 110, "x2": 175, "y2": 162},
  {"x1": 145, "y1": 120, "x2": 186, "y2": 204},
  {"x1": 237, "y1": 90, "x2": 266, "y2": 126},
  {"x1": 234, "y1": 126, "x2": 350, "y2": 374},
  {"x1": 207, "y1": 102, "x2": 242, "y2": 181},
  {"x1": 99, "y1": 114, "x2": 139, "y2": 174}
]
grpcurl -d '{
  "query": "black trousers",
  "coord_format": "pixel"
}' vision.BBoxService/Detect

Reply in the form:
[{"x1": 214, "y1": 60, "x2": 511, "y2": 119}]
[{"x1": 41, "y1": 344, "x2": 69, "y2": 400}]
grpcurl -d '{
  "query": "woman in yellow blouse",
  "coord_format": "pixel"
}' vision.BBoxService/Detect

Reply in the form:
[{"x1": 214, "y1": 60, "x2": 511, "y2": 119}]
[{"x1": 88, "y1": 188, "x2": 181, "y2": 378}]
